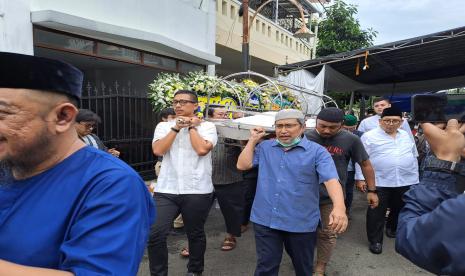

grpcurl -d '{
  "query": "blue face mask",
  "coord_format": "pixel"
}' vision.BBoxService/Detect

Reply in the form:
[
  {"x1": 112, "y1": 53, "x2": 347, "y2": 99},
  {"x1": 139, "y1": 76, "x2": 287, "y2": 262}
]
[{"x1": 277, "y1": 137, "x2": 302, "y2": 148}]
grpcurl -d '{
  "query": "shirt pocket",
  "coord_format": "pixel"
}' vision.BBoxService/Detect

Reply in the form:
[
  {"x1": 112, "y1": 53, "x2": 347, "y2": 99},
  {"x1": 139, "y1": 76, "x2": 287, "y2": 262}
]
[{"x1": 295, "y1": 165, "x2": 315, "y2": 184}]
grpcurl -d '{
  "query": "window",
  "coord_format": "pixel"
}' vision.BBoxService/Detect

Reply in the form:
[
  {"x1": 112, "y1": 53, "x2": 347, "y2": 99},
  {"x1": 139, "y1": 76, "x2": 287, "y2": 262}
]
[
  {"x1": 276, "y1": 31, "x2": 279, "y2": 41},
  {"x1": 143, "y1": 53, "x2": 176, "y2": 70},
  {"x1": 262, "y1": 23, "x2": 266, "y2": 34},
  {"x1": 98, "y1": 43, "x2": 141, "y2": 62},
  {"x1": 268, "y1": 26, "x2": 271, "y2": 37},
  {"x1": 230, "y1": 6, "x2": 235, "y2": 19},
  {"x1": 256, "y1": 20, "x2": 260, "y2": 32},
  {"x1": 34, "y1": 28, "x2": 94, "y2": 53},
  {"x1": 222, "y1": 1, "x2": 227, "y2": 15},
  {"x1": 179, "y1": 61, "x2": 205, "y2": 74}
]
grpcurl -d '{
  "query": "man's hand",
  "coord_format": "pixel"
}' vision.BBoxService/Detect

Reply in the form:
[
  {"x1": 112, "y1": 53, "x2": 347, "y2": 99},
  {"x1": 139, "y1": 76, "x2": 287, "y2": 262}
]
[
  {"x1": 328, "y1": 206, "x2": 348, "y2": 234},
  {"x1": 107, "y1": 148, "x2": 120, "y2": 158},
  {"x1": 422, "y1": 119, "x2": 465, "y2": 162},
  {"x1": 367, "y1": 193, "x2": 379, "y2": 209},
  {"x1": 249, "y1": 127, "x2": 267, "y2": 143},
  {"x1": 189, "y1": 117, "x2": 202, "y2": 127},
  {"x1": 356, "y1": 180, "x2": 367, "y2": 192},
  {"x1": 175, "y1": 116, "x2": 192, "y2": 129}
]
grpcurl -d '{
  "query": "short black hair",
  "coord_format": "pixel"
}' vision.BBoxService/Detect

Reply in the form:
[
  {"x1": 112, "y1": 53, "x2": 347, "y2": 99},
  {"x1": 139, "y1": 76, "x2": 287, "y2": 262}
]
[
  {"x1": 174, "y1": 90, "x2": 198, "y2": 103},
  {"x1": 160, "y1": 107, "x2": 175, "y2": 119},
  {"x1": 76, "y1": 109, "x2": 101, "y2": 123}
]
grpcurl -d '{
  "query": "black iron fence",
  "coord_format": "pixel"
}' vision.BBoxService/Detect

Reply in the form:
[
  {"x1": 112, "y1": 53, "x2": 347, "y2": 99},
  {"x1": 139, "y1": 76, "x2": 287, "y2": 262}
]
[{"x1": 80, "y1": 78, "x2": 160, "y2": 180}]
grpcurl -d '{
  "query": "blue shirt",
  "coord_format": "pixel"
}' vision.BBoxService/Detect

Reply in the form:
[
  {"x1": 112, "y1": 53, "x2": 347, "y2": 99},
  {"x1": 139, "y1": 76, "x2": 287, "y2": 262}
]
[
  {"x1": 0, "y1": 147, "x2": 156, "y2": 275},
  {"x1": 250, "y1": 136, "x2": 338, "y2": 233},
  {"x1": 396, "y1": 171, "x2": 465, "y2": 275}
]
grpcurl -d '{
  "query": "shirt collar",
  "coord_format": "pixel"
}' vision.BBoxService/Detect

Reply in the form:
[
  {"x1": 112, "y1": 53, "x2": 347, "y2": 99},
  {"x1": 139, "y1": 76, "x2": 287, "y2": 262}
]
[
  {"x1": 271, "y1": 135, "x2": 311, "y2": 151},
  {"x1": 375, "y1": 126, "x2": 401, "y2": 136}
]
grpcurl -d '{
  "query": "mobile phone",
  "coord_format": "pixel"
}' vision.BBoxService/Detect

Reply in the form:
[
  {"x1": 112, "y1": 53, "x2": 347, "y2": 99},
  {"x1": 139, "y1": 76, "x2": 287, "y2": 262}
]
[{"x1": 411, "y1": 93, "x2": 465, "y2": 122}]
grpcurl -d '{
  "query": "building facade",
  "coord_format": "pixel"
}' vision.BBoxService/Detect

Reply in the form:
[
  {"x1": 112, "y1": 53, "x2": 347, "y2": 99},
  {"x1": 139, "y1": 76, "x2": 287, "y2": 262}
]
[
  {"x1": 215, "y1": 0, "x2": 323, "y2": 76},
  {"x1": 0, "y1": 0, "x2": 220, "y2": 179}
]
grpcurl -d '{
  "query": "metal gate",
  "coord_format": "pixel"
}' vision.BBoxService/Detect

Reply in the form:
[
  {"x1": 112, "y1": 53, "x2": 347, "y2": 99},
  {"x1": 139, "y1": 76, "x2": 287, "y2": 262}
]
[{"x1": 80, "y1": 80, "x2": 159, "y2": 180}]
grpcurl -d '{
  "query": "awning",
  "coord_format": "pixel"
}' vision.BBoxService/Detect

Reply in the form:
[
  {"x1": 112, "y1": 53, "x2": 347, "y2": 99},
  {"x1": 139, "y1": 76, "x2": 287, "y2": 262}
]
[
  {"x1": 276, "y1": 26, "x2": 465, "y2": 95},
  {"x1": 31, "y1": 10, "x2": 221, "y2": 66}
]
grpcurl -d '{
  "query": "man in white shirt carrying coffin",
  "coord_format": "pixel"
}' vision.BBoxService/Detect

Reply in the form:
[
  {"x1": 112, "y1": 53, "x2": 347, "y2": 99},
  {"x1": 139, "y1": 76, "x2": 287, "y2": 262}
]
[
  {"x1": 148, "y1": 90, "x2": 218, "y2": 276},
  {"x1": 356, "y1": 107, "x2": 419, "y2": 255}
]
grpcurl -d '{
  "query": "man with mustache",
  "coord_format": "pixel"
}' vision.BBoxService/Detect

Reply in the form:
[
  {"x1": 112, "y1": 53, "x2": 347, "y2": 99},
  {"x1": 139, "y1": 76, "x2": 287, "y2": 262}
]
[
  {"x1": 237, "y1": 109, "x2": 348, "y2": 276},
  {"x1": 0, "y1": 52, "x2": 155, "y2": 275},
  {"x1": 306, "y1": 107, "x2": 378, "y2": 275}
]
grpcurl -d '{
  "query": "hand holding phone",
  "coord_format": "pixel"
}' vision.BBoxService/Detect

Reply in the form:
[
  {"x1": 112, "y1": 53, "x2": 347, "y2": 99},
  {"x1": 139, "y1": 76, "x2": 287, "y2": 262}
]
[{"x1": 412, "y1": 93, "x2": 465, "y2": 122}]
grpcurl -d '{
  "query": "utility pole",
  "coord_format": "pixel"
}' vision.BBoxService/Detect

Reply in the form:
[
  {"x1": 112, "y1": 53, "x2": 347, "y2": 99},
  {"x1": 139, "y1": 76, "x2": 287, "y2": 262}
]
[{"x1": 242, "y1": 0, "x2": 250, "y2": 71}]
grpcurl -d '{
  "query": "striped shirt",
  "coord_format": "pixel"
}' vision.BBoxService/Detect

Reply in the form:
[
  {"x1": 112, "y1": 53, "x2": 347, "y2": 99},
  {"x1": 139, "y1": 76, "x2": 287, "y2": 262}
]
[{"x1": 212, "y1": 138, "x2": 243, "y2": 185}]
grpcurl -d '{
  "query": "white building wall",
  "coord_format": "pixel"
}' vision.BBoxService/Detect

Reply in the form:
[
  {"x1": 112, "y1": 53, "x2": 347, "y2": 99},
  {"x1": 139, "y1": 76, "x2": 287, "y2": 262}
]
[
  {"x1": 30, "y1": 0, "x2": 216, "y2": 57},
  {"x1": 0, "y1": 0, "x2": 33, "y2": 54}
]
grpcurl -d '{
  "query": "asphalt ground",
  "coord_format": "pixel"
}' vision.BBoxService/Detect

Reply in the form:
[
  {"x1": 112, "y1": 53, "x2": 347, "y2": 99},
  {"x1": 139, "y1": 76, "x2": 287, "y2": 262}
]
[{"x1": 138, "y1": 191, "x2": 432, "y2": 276}]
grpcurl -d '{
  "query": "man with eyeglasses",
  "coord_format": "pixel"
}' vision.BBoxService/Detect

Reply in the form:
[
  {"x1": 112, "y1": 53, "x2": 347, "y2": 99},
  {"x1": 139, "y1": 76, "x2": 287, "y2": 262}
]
[
  {"x1": 148, "y1": 90, "x2": 217, "y2": 276},
  {"x1": 237, "y1": 109, "x2": 347, "y2": 276},
  {"x1": 305, "y1": 108, "x2": 378, "y2": 276},
  {"x1": 75, "y1": 109, "x2": 120, "y2": 157},
  {"x1": 355, "y1": 107, "x2": 419, "y2": 254},
  {"x1": 358, "y1": 97, "x2": 413, "y2": 136}
]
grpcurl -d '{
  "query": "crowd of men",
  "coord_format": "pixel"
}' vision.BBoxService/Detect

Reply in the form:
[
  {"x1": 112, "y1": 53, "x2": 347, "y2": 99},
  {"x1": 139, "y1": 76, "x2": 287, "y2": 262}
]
[{"x1": 0, "y1": 52, "x2": 464, "y2": 276}]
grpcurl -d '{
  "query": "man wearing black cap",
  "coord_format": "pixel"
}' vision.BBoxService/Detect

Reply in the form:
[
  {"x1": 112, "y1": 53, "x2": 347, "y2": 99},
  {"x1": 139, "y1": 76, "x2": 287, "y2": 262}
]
[
  {"x1": 305, "y1": 107, "x2": 378, "y2": 275},
  {"x1": 0, "y1": 52, "x2": 155, "y2": 275},
  {"x1": 355, "y1": 107, "x2": 419, "y2": 254}
]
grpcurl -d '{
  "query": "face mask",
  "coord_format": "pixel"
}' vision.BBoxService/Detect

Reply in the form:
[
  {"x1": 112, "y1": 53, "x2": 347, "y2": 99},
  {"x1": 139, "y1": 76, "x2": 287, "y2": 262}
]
[{"x1": 277, "y1": 137, "x2": 301, "y2": 148}]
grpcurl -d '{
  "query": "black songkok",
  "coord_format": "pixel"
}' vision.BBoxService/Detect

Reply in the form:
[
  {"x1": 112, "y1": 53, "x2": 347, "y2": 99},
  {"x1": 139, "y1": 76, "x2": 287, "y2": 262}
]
[
  {"x1": 381, "y1": 107, "x2": 402, "y2": 118},
  {"x1": 0, "y1": 52, "x2": 83, "y2": 100},
  {"x1": 317, "y1": 107, "x2": 344, "y2": 123}
]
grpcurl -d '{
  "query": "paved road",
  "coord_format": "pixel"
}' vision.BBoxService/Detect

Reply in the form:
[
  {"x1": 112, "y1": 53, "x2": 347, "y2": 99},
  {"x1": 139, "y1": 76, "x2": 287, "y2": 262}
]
[{"x1": 138, "y1": 192, "x2": 432, "y2": 276}]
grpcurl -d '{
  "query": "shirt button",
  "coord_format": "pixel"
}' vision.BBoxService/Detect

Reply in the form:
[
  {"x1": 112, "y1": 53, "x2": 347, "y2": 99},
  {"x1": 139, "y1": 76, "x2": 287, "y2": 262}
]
[
  {"x1": 280, "y1": 166, "x2": 284, "y2": 168},
  {"x1": 273, "y1": 207, "x2": 277, "y2": 210},
  {"x1": 275, "y1": 193, "x2": 278, "y2": 196},
  {"x1": 277, "y1": 180, "x2": 281, "y2": 182}
]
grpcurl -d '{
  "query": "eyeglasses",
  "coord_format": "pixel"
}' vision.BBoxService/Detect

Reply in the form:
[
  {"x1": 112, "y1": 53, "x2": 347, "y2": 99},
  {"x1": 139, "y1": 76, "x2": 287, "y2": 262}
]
[
  {"x1": 381, "y1": 119, "x2": 401, "y2": 125},
  {"x1": 172, "y1": 100, "x2": 196, "y2": 106},
  {"x1": 275, "y1": 123, "x2": 300, "y2": 130},
  {"x1": 80, "y1": 122, "x2": 95, "y2": 130}
]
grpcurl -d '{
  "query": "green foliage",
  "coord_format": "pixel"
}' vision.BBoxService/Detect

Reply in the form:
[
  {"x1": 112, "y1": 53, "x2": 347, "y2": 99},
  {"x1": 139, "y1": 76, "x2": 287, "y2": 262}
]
[{"x1": 316, "y1": 0, "x2": 377, "y2": 57}]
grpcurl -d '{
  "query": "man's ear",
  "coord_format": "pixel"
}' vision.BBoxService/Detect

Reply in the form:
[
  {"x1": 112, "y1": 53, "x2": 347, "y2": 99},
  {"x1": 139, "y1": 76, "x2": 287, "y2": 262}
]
[{"x1": 53, "y1": 103, "x2": 78, "y2": 133}]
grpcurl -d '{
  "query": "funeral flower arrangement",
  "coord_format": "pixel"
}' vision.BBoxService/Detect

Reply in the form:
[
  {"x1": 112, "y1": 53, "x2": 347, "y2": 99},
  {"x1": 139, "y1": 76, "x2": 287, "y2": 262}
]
[
  {"x1": 148, "y1": 71, "x2": 302, "y2": 112},
  {"x1": 148, "y1": 72, "x2": 185, "y2": 112}
]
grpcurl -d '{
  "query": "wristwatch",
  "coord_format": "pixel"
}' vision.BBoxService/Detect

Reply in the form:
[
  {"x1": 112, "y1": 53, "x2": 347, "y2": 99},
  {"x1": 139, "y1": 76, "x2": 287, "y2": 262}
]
[
  {"x1": 367, "y1": 189, "x2": 377, "y2": 194},
  {"x1": 188, "y1": 126, "x2": 197, "y2": 131},
  {"x1": 170, "y1": 127, "x2": 180, "y2": 133},
  {"x1": 424, "y1": 155, "x2": 465, "y2": 176}
]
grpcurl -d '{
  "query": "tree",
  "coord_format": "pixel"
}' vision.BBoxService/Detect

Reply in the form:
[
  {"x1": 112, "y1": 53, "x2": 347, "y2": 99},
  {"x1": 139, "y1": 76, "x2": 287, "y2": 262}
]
[
  {"x1": 315, "y1": 0, "x2": 377, "y2": 111},
  {"x1": 316, "y1": 0, "x2": 377, "y2": 57}
]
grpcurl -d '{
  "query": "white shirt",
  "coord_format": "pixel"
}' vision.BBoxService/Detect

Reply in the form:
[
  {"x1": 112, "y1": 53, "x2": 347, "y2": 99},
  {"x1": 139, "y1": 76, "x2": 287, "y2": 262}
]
[
  {"x1": 358, "y1": 114, "x2": 418, "y2": 155},
  {"x1": 153, "y1": 121, "x2": 218, "y2": 194},
  {"x1": 355, "y1": 127, "x2": 419, "y2": 187}
]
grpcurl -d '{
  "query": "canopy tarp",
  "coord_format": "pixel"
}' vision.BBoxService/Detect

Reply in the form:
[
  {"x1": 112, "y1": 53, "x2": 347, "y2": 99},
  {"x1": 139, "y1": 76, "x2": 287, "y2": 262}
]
[{"x1": 276, "y1": 26, "x2": 465, "y2": 96}]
